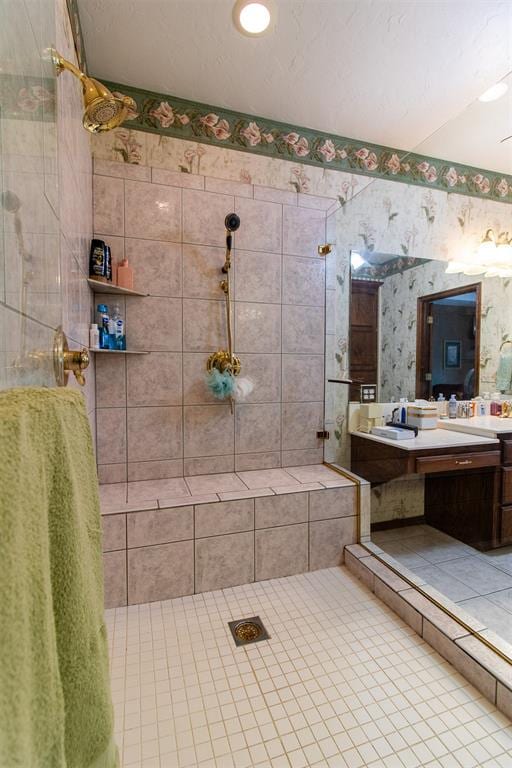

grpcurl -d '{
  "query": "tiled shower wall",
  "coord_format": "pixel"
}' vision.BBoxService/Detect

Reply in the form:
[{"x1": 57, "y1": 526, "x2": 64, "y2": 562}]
[
  {"x1": 1, "y1": 0, "x2": 94, "y2": 429},
  {"x1": 93, "y1": 160, "x2": 331, "y2": 482}
]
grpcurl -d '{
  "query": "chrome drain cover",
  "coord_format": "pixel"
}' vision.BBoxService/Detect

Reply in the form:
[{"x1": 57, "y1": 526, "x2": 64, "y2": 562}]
[{"x1": 228, "y1": 616, "x2": 270, "y2": 646}]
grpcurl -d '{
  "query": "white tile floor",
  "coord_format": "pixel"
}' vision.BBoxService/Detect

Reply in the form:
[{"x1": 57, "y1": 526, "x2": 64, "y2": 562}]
[
  {"x1": 373, "y1": 525, "x2": 512, "y2": 646},
  {"x1": 106, "y1": 567, "x2": 512, "y2": 767}
]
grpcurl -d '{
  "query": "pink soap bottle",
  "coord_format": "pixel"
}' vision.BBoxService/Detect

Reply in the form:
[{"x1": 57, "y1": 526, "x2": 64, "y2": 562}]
[{"x1": 117, "y1": 259, "x2": 134, "y2": 290}]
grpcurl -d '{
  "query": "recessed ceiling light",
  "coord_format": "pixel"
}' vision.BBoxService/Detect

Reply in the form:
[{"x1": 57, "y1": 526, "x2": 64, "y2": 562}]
[
  {"x1": 233, "y1": 1, "x2": 273, "y2": 36},
  {"x1": 478, "y1": 81, "x2": 508, "y2": 103}
]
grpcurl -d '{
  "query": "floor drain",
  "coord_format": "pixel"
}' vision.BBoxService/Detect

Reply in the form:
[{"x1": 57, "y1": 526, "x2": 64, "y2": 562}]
[{"x1": 228, "y1": 616, "x2": 270, "y2": 646}]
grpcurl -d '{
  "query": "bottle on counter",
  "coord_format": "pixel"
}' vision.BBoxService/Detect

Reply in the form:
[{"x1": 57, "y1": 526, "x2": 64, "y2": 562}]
[
  {"x1": 437, "y1": 393, "x2": 446, "y2": 419},
  {"x1": 89, "y1": 323, "x2": 100, "y2": 349},
  {"x1": 483, "y1": 392, "x2": 491, "y2": 415},
  {"x1": 111, "y1": 304, "x2": 126, "y2": 350},
  {"x1": 96, "y1": 304, "x2": 110, "y2": 349},
  {"x1": 448, "y1": 394, "x2": 458, "y2": 419},
  {"x1": 491, "y1": 392, "x2": 502, "y2": 416},
  {"x1": 117, "y1": 259, "x2": 134, "y2": 290},
  {"x1": 89, "y1": 239, "x2": 108, "y2": 282}
]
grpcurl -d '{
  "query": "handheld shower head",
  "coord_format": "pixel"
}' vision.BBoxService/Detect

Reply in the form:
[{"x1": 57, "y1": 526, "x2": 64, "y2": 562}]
[
  {"x1": 225, "y1": 213, "x2": 241, "y2": 232},
  {"x1": 51, "y1": 50, "x2": 136, "y2": 133}
]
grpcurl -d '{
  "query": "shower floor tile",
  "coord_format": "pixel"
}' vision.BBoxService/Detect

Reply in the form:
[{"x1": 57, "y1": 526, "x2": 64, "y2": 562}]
[
  {"x1": 100, "y1": 465, "x2": 351, "y2": 514},
  {"x1": 105, "y1": 567, "x2": 511, "y2": 768}
]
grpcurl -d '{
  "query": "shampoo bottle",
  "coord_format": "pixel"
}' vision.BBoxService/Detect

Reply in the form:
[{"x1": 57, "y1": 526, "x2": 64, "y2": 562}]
[
  {"x1": 448, "y1": 394, "x2": 458, "y2": 419},
  {"x1": 437, "y1": 393, "x2": 446, "y2": 418},
  {"x1": 117, "y1": 259, "x2": 134, "y2": 290}
]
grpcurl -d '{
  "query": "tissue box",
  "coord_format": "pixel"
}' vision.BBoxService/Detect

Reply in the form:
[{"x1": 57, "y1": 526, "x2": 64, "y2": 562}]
[{"x1": 407, "y1": 404, "x2": 438, "y2": 430}]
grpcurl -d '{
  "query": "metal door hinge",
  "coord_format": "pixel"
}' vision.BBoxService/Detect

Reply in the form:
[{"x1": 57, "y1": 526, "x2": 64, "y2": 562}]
[
  {"x1": 317, "y1": 430, "x2": 330, "y2": 440},
  {"x1": 427, "y1": 315, "x2": 434, "y2": 324}
]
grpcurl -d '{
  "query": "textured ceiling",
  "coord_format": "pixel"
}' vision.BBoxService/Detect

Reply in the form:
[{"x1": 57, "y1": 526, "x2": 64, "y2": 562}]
[{"x1": 78, "y1": 0, "x2": 512, "y2": 159}]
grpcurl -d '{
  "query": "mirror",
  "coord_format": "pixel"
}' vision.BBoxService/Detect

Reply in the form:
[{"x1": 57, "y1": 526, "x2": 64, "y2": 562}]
[{"x1": 323, "y1": 74, "x2": 512, "y2": 657}]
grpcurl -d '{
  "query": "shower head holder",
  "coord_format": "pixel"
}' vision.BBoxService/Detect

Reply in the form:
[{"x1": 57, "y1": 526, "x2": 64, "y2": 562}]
[{"x1": 207, "y1": 350, "x2": 241, "y2": 376}]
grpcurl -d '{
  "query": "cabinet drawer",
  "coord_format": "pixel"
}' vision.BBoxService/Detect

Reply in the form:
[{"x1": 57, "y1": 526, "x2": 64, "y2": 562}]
[
  {"x1": 415, "y1": 451, "x2": 501, "y2": 475},
  {"x1": 503, "y1": 440, "x2": 512, "y2": 465},
  {"x1": 502, "y1": 467, "x2": 512, "y2": 504}
]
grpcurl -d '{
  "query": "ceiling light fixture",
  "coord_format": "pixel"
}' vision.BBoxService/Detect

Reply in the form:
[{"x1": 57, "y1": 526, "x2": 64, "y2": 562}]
[
  {"x1": 233, "y1": 0, "x2": 273, "y2": 36},
  {"x1": 478, "y1": 81, "x2": 508, "y2": 103}
]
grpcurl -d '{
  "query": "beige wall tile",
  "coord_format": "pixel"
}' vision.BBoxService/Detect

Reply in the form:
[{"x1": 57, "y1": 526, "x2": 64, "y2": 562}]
[
  {"x1": 127, "y1": 506, "x2": 193, "y2": 547},
  {"x1": 497, "y1": 683, "x2": 512, "y2": 720},
  {"x1": 124, "y1": 239, "x2": 182, "y2": 297},
  {"x1": 281, "y1": 448, "x2": 324, "y2": 466},
  {"x1": 255, "y1": 493, "x2": 308, "y2": 529},
  {"x1": 282, "y1": 402, "x2": 323, "y2": 450},
  {"x1": 195, "y1": 532, "x2": 254, "y2": 592},
  {"x1": 195, "y1": 499, "x2": 254, "y2": 538},
  {"x1": 309, "y1": 487, "x2": 356, "y2": 521},
  {"x1": 96, "y1": 407, "x2": 126, "y2": 464},
  {"x1": 205, "y1": 177, "x2": 253, "y2": 198},
  {"x1": 184, "y1": 455, "x2": 235, "y2": 476},
  {"x1": 103, "y1": 550, "x2": 127, "y2": 608},
  {"x1": 344, "y1": 549, "x2": 375, "y2": 591},
  {"x1": 93, "y1": 175, "x2": 124, "y2": 235},
  {"x1": 102, "y1": 514, "x2": 126, "y2": 552},
  {"x1": 127, "y1": 352, "x2": 182, "y2": 406},
  {"x1": 235, "y1": 452, "x2": 281, "y2": 471},
  {"x1": 184, "y1": 405, "x2": 234, "y2": 457},
  {"x1": 309, "y1": 516, "x2": 357, "y2": 570},
  {"x1": 283, "y1": 205, "x2": 326, "y2": 258},
  {"x1": 127, "y1": 406, "x2": 183, "y2": 462},
  {"x1": 282, "y1": 354, "x2": 324, "y2": 402},
  {"x1": 234, "y1": 198, "x2": 282, "y2": 253},
  {"x1": 98, "y1": 463, "x2": 127, "y2": 484},
  {"x1": 282, "y1": 304, "x2": 324, "y2": 354},
  {"x1": 186, "y1": 472, "x2": 245, "y2": 495},
  {"x1": 255, "y1": 524, "x2": 308, "y2": 580},
  {"x1": 127, "y1": 476, "x2": 189, "y2": 503},
  {"x1": 282, "y1": 255, "x2": 325, "y2": 306},
  {"x1": 95, "y1": 354, "x2": 126, "y2": 409},
  {"x1": 183, "y1": 243, "x2": 226, "y2": 300},
  {"x1": 297, "y1": 193, "x2": 336, "y2": 211},
  {"x1": 128, "y1": 541, "x2": 194, "y2": 603},
  {"x1": 152, "y1": 168, "x2": 204, "y2": 189},
  {"x1": 128, "y1": 459, "x2": 184, "y2": 481},
  {"x1": 183, "y1": 189, "x2": 235, "y2": 246},
  {"x1": 235, "y1": 302, "x2": 281, "y2": 353},
  {"x1": 183, "y1": 353, "x2": 219, "y2": 405},
  {"x1": 254, "y1": 185, "x2": 297, "y2": 206},
  {"x1": 126, "y1": 297, "x2": 182, "y2": 352},
  {"x1": 235, "y1": 354, "x2": 281, "y2": 403},
  {"x1": 94, "y1": 158, "x2": 150, "y2": 181},
  {"x1": 125, "y1": 180, "x2": 181, "y2": 241},
  {"x1": 234, "y1": 250, "x2": 281, "y2": 304},
  {"x1": 238, "y1": 468, "x2": 297, "y2": 490},
  {"x1": 183, "y1": 298, "x2": 225, "y2": 352},
  {"x1": 235, "y1": 403, "x2": 281, "y2": 454}
]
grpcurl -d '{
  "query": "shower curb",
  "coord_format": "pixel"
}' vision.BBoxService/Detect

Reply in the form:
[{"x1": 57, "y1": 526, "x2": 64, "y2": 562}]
[{"x1": 345, "y1": 544, "x2": 512, "y2": 721}]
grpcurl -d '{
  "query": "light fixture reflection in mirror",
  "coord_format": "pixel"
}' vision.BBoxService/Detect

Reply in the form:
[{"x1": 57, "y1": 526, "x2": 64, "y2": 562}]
[
  {"x1": 445, "y1": 229, "x2": 512, "y2": 277},
  {"x1": 350, "y1": 251, "x2": 367, "y2": 271}
]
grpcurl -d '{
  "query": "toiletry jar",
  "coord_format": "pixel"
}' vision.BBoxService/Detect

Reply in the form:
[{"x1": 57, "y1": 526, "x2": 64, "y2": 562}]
[{"x1": 406, "y1": 404, "x2": 438, "y2": 430}]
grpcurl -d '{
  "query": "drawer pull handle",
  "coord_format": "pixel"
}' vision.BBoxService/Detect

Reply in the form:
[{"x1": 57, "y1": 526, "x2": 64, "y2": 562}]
[{"x1": 455, "y1": 459, "x2": 472, "y2": 465}]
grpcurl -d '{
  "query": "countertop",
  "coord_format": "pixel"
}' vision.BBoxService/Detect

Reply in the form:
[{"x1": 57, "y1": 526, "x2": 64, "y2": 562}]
[
  {"x1": 350, "y1": 427, "x2": 499, "y2": 451},
  {"x1": 438, "y1": 416, "x2": 512, "y2": 438}
]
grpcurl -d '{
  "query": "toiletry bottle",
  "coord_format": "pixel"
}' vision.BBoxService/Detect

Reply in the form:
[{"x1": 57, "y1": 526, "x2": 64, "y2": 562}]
[
  {"x1": 437, "y1": 393, "x2": 446, "y2": 418},
  {"x1": 89, "y1": 239, "x2": 107, "y2": 282},
  {"x1": 483, "y1": 392, "x2": 491, "y2": 415},
  {"x1": 399, "y1": 397, "x2": 407, "y2": 424},
  {"x1": 96, "y1": 304, "x2": 110, "y2": 349},
  {"x1": 89, "y1": 323, "x2": 100, "y2": 350},
  {"x1": 105, "y1": 245, "x2": 112, "y2": 283},
  {"x1": 117, "y1": 259, "x2": 134, "y2": 290},
  {"x1": 111, "y1": 304, "x2": 126, "y2": 350},
  {"x1": 448, "y1": 394, "x2": 457, "y2": 419}
]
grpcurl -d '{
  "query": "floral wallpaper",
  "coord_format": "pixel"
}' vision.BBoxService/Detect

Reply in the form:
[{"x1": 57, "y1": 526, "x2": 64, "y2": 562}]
[{"x1": 96, "y1": 79, "x2": 512, "y2": 205}]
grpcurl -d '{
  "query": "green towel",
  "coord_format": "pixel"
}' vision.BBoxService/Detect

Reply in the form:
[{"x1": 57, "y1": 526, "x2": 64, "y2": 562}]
[
  {"x1": 0, "y1": 387, "x2": 118, "y2": 768},
  {"x1": 496, "y1": 352, "x2": 512, "y2": 392}
]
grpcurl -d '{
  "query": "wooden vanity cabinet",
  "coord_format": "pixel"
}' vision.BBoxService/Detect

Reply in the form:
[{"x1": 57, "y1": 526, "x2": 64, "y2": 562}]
[{"x1": 499, "y1": 435, "x2": 512, "y2": 546}]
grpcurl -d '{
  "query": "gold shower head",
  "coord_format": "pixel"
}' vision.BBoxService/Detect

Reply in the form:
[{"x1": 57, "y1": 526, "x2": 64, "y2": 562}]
[{"x1": 51, "y1": 49, "x2": 136, "y2": 133}]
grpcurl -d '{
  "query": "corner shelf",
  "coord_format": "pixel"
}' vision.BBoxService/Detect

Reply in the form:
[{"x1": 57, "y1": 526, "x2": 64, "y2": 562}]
[
  {"x1": 88, "y1": 349, "x2": 149, "y2": 355},
  {"x1": 87, "y1": 278, "x2": 149, "y2": 297}
]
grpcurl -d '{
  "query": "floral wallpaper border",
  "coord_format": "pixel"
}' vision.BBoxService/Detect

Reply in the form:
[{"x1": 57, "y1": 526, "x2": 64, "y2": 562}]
[{"x1": 97, "y1": 78, "x2": 512, "y2": 205}]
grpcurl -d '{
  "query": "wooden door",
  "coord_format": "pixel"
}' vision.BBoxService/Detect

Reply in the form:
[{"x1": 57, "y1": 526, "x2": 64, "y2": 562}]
[{"x1": 349, "y1": 280, "x2": 381, "y2": 401}]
